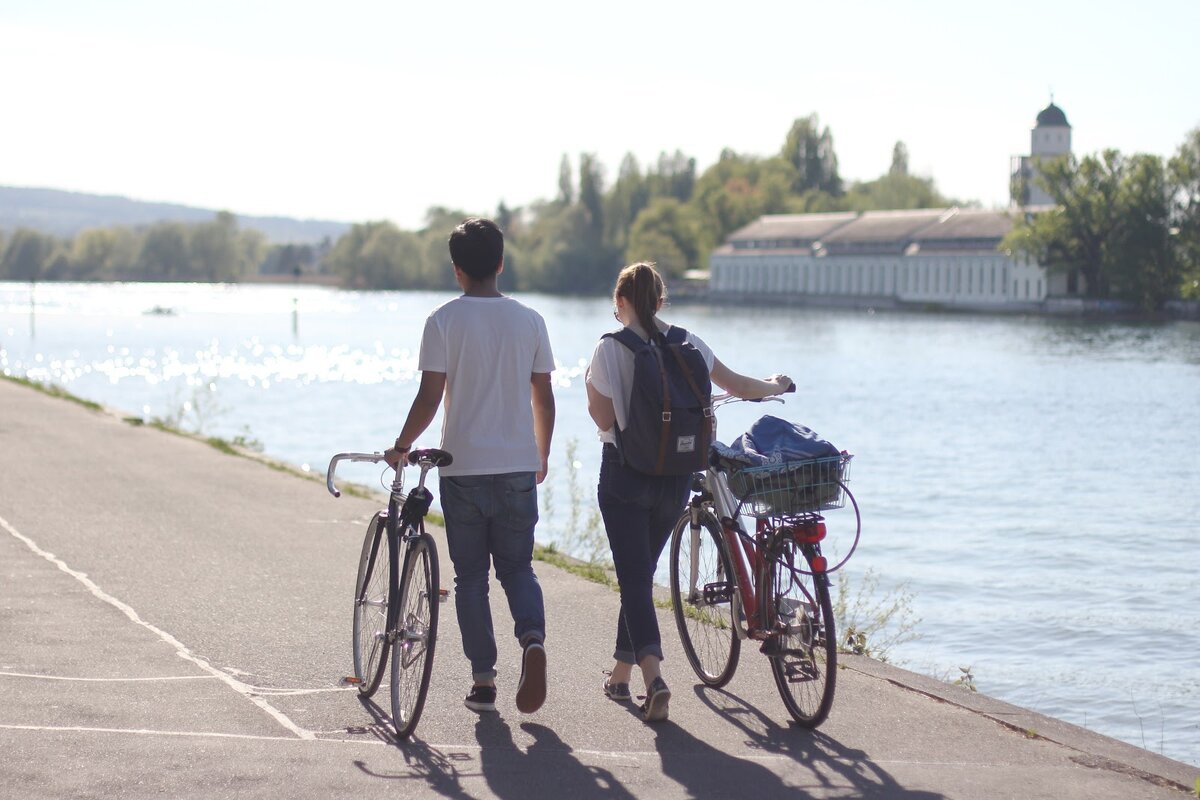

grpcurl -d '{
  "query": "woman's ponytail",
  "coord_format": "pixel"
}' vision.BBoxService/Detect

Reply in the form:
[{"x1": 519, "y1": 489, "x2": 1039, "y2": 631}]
[{"x1": 615, "y1": 262, "x2": 666, "y2": 342}]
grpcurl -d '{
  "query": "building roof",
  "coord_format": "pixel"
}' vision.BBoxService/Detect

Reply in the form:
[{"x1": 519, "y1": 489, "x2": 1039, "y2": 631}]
[
  {"x1": 1036, "y1": 102, "x2": 1070, "y2": 128},
  {"x1": 726, "y1": 212, "x2": 856, "y2": 243},
  {"x1": 910, "y1": 208, "x2": 1015, "y2": 242},
  {"x1": 718, "y1": 208, "x2": 1015, "y2": 256},
  {"x1": 820, "y1": 209, "x2": 947, "y2": 243}
]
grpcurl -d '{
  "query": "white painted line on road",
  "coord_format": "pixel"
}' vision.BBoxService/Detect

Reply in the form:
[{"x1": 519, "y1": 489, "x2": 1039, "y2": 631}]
[
  {"x1": 0, "y1": 723, "x2": 301, "y2": 742},
  {"x1": 0, "y1": 514, "x2": 316, "y2": 741},
  {"x1": 247, "y1": 686, "x2": 359, "y2": 696},
  {"x1": 0, "y1": 671, "x2": 217, "y2": 682}
]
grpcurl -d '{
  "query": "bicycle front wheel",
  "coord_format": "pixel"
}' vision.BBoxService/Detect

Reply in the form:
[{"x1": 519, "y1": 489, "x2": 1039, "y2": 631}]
[
  {"x1": 767, "y1": 541, "x2": 836, "y2": 727},
  {"x1": 390, "y1": 528, "x2": 440, "y2": 739},
  {"x1": 669, "y1": 510, "x2": 741, "y2": 687},
  {"x1": 352, "y1": 512, "x2": 391, "y2": 697}
]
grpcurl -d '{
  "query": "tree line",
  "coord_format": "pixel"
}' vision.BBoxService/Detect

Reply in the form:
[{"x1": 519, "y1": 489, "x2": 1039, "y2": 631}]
[
  {"x1": 1005, "y1": 128, "x2": 1200, "y2": 310},
  {"x1": 0, "y1": 211, "x2": 293, "y2": 283},
  {"x1": 4, "y1": 113, "x2": 1197, "y2": 310},
  {"x1": 1, "y1": 114, "x2": 954, "y2": 293},
  {"x1": 319, "y1": 114, "x2": 958, "y2": 294}
]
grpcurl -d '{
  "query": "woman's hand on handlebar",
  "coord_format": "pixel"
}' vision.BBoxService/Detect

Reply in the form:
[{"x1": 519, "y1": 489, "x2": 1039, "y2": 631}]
[{"x1": 766, "y1": 374, "x2": 795, "y2": 395}]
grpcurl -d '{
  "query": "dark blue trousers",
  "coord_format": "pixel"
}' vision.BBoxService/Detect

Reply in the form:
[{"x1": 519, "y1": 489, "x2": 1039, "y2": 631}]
[{"x1": 597, "y1": 444, "x2": 691, "y2": 664}]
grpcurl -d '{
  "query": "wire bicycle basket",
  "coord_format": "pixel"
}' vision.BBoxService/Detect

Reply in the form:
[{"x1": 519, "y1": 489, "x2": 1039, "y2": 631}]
[{"x1": 727, "y1": 453, "x2": 853, "y2": 518}]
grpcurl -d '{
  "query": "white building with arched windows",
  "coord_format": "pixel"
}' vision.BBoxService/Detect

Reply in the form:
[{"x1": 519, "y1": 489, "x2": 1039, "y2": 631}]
[{"x1": 707, "y1": 104, "x2": 1077, "y2": 311}]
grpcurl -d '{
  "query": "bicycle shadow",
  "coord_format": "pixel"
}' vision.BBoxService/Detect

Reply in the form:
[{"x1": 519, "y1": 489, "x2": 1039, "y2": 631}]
[
  {"x1": 347, "y1": 696, "x2": 475, "y2": 800},
  {"x1": 684, "y1": 685, "x2": 945, "y2": 799},
  {"x1": 474, "y1": 715, "x2": 637, "y2": 800}
]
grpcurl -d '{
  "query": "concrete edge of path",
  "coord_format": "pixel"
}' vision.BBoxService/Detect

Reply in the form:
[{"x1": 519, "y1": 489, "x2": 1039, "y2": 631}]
[{"x1": 842, "y1": 655, "x2": 1197, "y2": 792}]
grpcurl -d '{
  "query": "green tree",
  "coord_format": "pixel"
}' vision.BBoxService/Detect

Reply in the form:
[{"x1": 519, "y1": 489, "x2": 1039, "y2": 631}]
[
  {"x1": 71, "y1": 227, "x2": 121, "y2": 279},
  {"x1": 1169, "y1": 127, "x2": 1200, "y2": 298},
  {"x1": 190, "y1": 211, "x2": 242, "y2": 281},
  {"x1": 603, "y1": 153, "x2": 650, "y2": 255},
  {"x1": 1107, "y1": 154, "x2": 1179, "y2": 309},
  {"x1": 137, "y1": 221, "x2": 190, "y2": 280},
  {"x1": 2, "y1": 228, "x2": 57, "y2": 281},
  {"x1": 557, "y1": 154, "x2": 574, "y2": 205},
  {"x1": 325, "y1": 220, "x2": 422, "y2": 289},
  {"x1": 781, "y1": 113, "x2": 843, "y2": 196},
  {"x1": 1005, "y1": 149, "x2": 1184, "y2": 310},
  {"x1": 626, "y1": 197, "x2": 709, "y2": 278},
  {"x1": 689, "y1": 150, "x2": 796, "y2": 244},
  {"x1": 647, "y1": 150, "x2": 697, "y2": 203}
]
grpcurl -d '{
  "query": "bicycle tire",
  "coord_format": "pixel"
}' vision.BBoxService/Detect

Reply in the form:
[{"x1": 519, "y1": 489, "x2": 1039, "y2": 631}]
[
  {"x1": 767, "y1": 540, "x2": 836, "y2": 727},
  {"x1": 669, "y1": 509, "x2": 741, "y2": 687},
  {"x1": 390, "y1": 528, "x2": 440, "y2": 739},
  {"x1": 352, "y1": 512, "x2": 391, "y2": 697}
]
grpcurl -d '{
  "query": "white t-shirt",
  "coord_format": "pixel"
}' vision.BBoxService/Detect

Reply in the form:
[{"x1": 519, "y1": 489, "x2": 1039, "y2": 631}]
[
  {"x1": 418, "y1": 295, "x2": 555, "y2": 476},
  {"x1": 585, "y1": 320, "x2": 715, "y2": 445}
]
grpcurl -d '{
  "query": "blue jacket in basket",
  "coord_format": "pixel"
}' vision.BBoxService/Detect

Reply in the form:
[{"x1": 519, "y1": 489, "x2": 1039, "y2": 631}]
[{"x1": 713, "y1": 415, "x2": 839, "y2": 468}]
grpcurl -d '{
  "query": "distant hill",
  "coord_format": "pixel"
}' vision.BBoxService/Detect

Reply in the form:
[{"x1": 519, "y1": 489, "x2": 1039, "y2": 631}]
[{"x1": 0, "y1": 185, "x2": 351, "y2": 244}]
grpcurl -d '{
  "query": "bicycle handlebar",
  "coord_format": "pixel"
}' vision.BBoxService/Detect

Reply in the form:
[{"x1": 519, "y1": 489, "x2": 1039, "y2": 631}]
[
  {"x1": 326, "y1": 451, "x2": 385, "y2": 498},
  {"x1": 326, "y1": 447, "x2": 455, "y2": 498},
  {"x1": 712, "y1": 380, "x2": 794, "y2": 407}
]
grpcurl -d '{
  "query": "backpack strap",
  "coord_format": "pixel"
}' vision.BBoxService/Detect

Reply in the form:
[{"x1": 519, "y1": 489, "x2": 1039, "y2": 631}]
[
  {"x1": 603, "y1": 327, "x2": 649, "y2": 352},
  {"x1": 663, "y1": 329, "x2": 714, "y2": 460},
  {"x1": 662, "y1": 325, "x2": 687, "y2": 345},
  {"x1": 650, "y1": 345, "x2": 671, "y2": 473}
]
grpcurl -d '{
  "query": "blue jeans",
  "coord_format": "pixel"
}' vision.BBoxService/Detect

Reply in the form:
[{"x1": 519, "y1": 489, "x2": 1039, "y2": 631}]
[
  {"x1": 597, "y1": 445, "x2": 692, "y2": 665},
  {"x1": 440, "y1": 472, "x2": 545, "y2": 683}
]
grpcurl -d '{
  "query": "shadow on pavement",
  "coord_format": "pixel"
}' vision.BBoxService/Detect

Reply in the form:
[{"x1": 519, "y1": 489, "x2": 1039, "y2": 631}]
[
  {"x1": 350, "y1": 697, "x2": 475, "y2": 799},
  {"x1": 685, "y1": 685, "x2": 946, "y2": 799},
  {"x1": 475, "y1": 715, "x2": 637, "y2": 799}
]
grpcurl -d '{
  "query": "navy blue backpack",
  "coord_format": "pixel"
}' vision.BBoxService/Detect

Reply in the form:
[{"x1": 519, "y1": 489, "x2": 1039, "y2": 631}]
[{"x1": 603, "y1": 325, "x2": 713, "y2": 476}]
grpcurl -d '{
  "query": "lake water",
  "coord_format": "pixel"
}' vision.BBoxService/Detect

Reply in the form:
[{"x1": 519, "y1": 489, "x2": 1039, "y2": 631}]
[{"x1": 2, "y1": 281, "x2": 1198, "y2": 766}]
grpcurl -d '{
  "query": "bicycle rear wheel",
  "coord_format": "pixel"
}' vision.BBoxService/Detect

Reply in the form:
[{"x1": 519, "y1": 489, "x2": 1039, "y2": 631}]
[
  {"x1": 669, "y1": 510, "x2": 741, "y2": 687},
  {"x1": 390, "y1": 528, "x2": 440, "y2": 739},
  {"x1": 766, "y1": 540, "x2": 836, "y2": 727},
  {"x1": 352, "y1": 512, "x2": 391, "y2": 697}
]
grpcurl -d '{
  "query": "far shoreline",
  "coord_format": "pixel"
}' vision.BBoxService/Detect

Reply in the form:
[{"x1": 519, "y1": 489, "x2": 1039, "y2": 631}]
[{"x1": 4, "y1": 276, "x2": 1199, "y2": 322}]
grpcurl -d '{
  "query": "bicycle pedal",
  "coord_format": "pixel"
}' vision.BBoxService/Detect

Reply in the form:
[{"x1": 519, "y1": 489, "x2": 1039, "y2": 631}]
[{"x1": 437, "y1": 588, "x2": 449, "y2": 603}]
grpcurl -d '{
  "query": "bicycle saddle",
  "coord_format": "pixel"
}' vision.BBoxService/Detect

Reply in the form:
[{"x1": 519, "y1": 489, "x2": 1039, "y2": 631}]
[{"x1": 408, "y1": 448, "x2": 453, "y2": 468}]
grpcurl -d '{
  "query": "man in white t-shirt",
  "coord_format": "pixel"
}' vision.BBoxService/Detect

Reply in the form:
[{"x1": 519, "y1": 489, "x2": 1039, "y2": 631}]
[{"x1": 385, "y1": 218, "x2": 555, "y2": 715}]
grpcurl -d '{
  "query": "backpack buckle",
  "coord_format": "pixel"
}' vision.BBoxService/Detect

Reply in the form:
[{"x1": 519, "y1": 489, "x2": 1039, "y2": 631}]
[{"x1": 662, "y1": 412, "x2": 672, "y2": 422}]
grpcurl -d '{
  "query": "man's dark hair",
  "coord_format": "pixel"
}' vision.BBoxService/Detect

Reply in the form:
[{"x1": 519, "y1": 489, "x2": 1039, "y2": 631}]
[{"x1": 448, "y1": 218, "x2": 504, "y2": 281}]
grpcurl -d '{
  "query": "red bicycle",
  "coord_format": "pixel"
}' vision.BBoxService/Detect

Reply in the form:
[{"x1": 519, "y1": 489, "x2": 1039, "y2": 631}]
[{"x1": 668, "y1": 394, "x2": 858, "y2": 728}]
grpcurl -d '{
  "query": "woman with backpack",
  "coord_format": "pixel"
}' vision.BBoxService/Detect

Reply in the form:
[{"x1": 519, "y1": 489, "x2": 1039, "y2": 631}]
[{"x1": 585, "y1": 262, "x2": 792, "y2": 722}]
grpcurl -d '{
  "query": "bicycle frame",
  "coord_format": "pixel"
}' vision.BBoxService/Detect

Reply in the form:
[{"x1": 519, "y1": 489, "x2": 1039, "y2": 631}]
[{"x1": 681, "y1": 394, "x2": 830, "y2": 644}]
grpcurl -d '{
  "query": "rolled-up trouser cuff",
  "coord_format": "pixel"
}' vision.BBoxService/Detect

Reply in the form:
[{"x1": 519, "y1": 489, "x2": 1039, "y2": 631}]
[
  {"x1": 472, "y1": 668, "x2": 498, "y2": 683},
  {"x1": 614, "y1": 645, "x2": 664, "y2": 665}
]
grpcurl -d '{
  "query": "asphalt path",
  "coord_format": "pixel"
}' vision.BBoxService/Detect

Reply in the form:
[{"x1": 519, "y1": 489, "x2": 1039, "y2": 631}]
[{"x1": 1, "y1": 378, "x2": 1195, "y2": 799}]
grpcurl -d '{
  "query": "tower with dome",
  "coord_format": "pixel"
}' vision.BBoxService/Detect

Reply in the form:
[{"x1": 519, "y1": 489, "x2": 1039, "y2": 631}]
[{"x1": 1012, "y1": 100, "x2": 1073, "y2": 207}]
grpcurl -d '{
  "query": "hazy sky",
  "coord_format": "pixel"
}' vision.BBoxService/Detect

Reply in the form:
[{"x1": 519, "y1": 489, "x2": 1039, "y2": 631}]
[{"x1": 2, "y1": 0, "x2": 1197, "y2": 229}]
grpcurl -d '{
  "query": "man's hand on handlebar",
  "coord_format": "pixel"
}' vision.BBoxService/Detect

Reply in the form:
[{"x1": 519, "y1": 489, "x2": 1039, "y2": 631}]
[{"x1": 383, "y1": 443, "x2": 409, "y2": 469}]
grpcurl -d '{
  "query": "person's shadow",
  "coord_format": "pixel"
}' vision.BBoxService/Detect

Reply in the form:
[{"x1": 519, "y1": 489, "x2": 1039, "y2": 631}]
[
  {"x1": 669, "y1": 685, "x2": 945, "y2": 799},
  {"x1": 475, "y1": 715, "x2": 636, "y2": 800}
]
